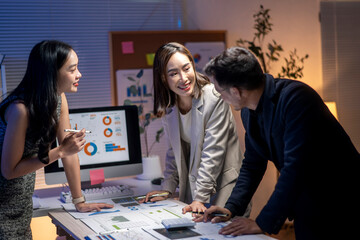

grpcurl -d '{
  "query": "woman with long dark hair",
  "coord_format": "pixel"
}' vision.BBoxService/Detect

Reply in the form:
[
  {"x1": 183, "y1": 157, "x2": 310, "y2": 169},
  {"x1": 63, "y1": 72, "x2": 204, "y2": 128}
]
[
  {"x1": 142, "y1": 42, "x2": 250, "y2": 217},
  {"x1": 0, "y1": 40, "x2": 113, "y2": 239}
]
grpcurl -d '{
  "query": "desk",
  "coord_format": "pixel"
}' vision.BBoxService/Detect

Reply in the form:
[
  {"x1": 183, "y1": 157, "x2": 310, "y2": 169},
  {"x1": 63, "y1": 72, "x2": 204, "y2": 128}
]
[
  {"x1": 49, "y1": 209, "x2": 95, "y2": 240},
  {"x1": 48, "y1": 199, "x2": 276, "y2": 240},
  {"x1": 33, "y1": 176, "x2": 162, "y2": 217},
  {"x1": 37, "y1": 178, "x2": 275, "y2": 240}
]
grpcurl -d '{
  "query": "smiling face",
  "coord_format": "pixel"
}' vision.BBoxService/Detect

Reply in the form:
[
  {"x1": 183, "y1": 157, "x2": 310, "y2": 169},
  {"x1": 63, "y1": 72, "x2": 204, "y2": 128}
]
[
  {"x1": 57, "y1": 49, "x2": 82, "y2": 94},
  {"x1": 165, "y1": 52, "x2": 195, "y2": 102}
]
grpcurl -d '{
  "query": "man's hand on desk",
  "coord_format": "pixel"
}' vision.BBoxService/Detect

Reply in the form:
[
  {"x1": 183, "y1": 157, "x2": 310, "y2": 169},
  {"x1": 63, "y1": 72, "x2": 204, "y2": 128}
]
[
  {"x1": 218, "y1": 217, "x2": 263, "y2": 236},
  {"x1": 192, "y1": 205, "x2": 231, "y2": 223},
  {"x1": 75, "y1": 202, "x2": 114, "y2": 212},
  {"x1": 182, "y1": 200, "x2": 207, "y2": 217},
  {"x1": 193, "y1": 205, "x2": 263, "y2": 236}
]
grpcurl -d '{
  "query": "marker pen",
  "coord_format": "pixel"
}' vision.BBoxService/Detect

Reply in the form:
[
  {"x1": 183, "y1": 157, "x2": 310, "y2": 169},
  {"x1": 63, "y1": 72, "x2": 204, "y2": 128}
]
[{"x1": 64, "y1": 129, "x2": 92, "y2": 133}]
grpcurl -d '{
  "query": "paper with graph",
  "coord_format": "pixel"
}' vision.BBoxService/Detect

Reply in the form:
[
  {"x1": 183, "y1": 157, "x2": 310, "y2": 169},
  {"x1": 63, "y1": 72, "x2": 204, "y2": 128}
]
[{"x1": 79, "y1": 199, "x2": 276, "y2": 240}]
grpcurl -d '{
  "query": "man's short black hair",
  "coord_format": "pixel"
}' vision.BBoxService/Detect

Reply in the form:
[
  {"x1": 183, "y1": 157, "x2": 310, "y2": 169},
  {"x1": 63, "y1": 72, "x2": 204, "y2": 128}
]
[{"x1": 204, "y1": 47, "x2": 265, "y2": 90}]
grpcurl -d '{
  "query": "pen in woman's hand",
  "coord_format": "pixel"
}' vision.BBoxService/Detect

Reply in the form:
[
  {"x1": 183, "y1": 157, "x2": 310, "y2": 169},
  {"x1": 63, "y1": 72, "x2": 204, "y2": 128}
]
[{"x1": 64, "y1": 129, "x2": 92, "y2": 133}]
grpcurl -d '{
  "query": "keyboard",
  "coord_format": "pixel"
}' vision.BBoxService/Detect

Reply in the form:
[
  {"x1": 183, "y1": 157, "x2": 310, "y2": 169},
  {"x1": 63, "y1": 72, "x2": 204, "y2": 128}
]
[{"x1": 60, "y1": 184, "x2": 134, "y2": 203}]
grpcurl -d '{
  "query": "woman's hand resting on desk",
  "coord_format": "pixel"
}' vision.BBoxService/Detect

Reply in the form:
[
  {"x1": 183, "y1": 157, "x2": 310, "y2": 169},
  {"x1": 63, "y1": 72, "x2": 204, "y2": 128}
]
[
  {"x1": 75, "y1": 202, "x2": 114, "y2": 212},
  {"x1": 182, "y1": 200, "x2": 207, "y2": 216}
]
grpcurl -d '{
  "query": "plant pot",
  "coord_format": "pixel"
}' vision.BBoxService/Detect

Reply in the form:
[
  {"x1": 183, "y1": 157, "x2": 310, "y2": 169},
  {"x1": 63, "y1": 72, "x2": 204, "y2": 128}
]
[{"x1": 136, "y1": 155, "x2": 163, "y2": 180}]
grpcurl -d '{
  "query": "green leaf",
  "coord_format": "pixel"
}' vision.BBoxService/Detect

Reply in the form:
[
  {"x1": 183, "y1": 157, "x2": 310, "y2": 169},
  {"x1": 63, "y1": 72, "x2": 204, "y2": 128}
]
[
  {"x1": 139, "y1": 126, "x2": 144, "y2": 134},
  {"x1": 123, "y1": 99, "x2": 132, "y2": 105},
  {"x1": 138, "y1": 105, "x2": 143, "y2": 115},
  {"x1": 155, "y1": 128, "x2": 164, "y2": 142},
  {"x1": 129, "y1": 85, "x2": 138, "y2": 95},
  {"x1": 145, "y1": 113, "x2": 151, "y2": 120},
  {"x1": 136, "y1": 69, "x2": 144, "y2": 78},
  {"x1": 127, "y1": 77, "x2": 136, "y2": 82},
  {"x1": 144, "y1": 119, "x2": 150, "y2": 127}
]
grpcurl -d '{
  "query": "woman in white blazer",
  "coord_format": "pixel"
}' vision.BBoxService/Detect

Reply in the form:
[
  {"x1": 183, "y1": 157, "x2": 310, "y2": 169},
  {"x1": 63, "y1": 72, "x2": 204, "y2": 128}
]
[{"x1": 143, "y1": 42, "x2": 249, "y2": 216}]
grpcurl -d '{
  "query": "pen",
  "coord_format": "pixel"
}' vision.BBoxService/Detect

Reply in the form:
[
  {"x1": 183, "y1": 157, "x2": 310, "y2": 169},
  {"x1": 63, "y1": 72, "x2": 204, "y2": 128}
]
[
  {"x1": 134, "y1": 192, "x2": 170, "y2": 200},
  {"x1": 191, "y1": 212, "x2": 229, "y2": 217},
  {"x1": 88, "y1": 209, "x2": 120, "y2": 216},
  {"x1": 64, "y1": 129, "x2": 92, "y2": 133}
]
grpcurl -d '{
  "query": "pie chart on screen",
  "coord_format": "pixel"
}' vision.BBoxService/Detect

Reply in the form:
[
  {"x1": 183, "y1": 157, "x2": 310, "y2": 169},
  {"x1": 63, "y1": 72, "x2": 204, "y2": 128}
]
[
  {"x1": 84, "y1": 142, "x2": 97, "y2": 156},
  {"x1": 104, "y1": 128, "x2": 113, "y2": 137},
  {"x1": 103, "y1": 116, "x2": 112, "y2": 125}
]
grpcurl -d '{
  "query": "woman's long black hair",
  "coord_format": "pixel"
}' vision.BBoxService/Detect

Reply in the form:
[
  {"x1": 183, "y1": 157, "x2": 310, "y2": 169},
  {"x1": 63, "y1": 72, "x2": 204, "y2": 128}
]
[{"x1": 3, "y1": 40, "x2": 73, "y2": 162}]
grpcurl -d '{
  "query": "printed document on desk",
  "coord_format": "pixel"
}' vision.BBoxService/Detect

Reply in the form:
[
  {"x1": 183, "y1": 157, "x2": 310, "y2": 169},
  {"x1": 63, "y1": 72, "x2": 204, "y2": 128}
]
[
  {"x1": 63, "y1": 198, "x2": 180, "y2": 219},
  {"x1": 63, "y1": 199, "x2": 275, "y2": 240},
  {"x1": 142, "y1": 222, "x2": 276, "y2": 240},
  {"x1": 85, "y1": 222, "x2": 276, "y2": 240},
  {"x1": 81, "y1": 201, "x2": 190, "y2": 234}
]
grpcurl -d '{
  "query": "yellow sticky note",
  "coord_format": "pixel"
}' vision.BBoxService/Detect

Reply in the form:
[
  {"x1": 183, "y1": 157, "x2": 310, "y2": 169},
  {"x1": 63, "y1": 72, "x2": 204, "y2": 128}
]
[{"x1": 146, "y1": 53, "x2": 155, "y2": 66}]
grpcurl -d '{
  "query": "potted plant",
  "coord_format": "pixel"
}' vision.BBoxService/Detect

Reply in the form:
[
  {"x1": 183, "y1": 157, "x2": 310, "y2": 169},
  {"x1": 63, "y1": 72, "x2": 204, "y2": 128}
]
[
  {"x1": 124, "y1": 69, "x2": 164, "y2": 180},
  {"x1": 236, "y1": 5, "x2": 309, "y2": 80}
]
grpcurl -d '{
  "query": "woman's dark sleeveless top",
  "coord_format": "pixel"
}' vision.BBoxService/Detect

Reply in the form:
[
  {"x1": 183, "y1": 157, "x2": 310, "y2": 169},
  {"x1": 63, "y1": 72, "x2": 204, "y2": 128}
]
[{"x1": 0, "y1": 94, "x2": 61, "y2": 239}]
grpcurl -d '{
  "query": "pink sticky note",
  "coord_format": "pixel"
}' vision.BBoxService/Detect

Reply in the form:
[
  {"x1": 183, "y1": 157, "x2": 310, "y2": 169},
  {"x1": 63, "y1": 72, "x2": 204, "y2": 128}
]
[
  {"x1": 121, "y1": 41, "x2": 134, "y2": 54},
  {"x1": 89, "y1": 169, "x2": 105, "y2": 185}
]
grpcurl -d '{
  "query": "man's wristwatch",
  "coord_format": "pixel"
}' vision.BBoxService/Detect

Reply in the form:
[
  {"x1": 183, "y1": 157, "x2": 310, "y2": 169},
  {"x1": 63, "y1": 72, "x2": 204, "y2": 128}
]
[{"x1": 72, "y1": 195, "x2": 86, "y2": 205}]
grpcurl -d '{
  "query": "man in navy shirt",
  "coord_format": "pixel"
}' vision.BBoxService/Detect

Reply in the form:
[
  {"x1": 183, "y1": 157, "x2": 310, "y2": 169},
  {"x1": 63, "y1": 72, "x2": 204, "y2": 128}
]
[{"x1": 195, "y1": 47, "x2": 359, "y2": 239}]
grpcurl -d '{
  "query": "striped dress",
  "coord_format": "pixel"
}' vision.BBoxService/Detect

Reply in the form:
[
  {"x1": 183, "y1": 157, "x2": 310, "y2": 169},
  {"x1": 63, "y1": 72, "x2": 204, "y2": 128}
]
[{"x1": 0, "y1": 94, "x2": 61, "y2": 240}]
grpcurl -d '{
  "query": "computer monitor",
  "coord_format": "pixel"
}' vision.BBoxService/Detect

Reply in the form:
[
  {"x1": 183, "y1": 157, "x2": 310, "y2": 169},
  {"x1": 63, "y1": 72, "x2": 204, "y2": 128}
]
[{"x1": 44, "y1": 105, "x2": 142, "y2": 186}]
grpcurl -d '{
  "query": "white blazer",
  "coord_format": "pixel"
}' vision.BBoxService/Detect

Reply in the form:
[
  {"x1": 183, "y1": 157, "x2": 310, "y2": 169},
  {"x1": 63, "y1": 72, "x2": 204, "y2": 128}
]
[{"x1": 161, "y1": 84, "x2": 244, "y2": 207}]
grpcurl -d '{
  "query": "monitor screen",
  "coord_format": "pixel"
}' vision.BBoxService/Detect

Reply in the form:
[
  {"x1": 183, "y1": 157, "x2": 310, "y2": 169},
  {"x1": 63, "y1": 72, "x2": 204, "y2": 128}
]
[{"x1": 44, "y1": 105, "x2": 142, "y2": 185}]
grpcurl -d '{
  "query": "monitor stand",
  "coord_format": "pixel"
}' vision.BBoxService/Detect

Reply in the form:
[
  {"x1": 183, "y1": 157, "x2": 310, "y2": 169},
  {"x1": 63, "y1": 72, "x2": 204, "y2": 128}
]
[{"x1": 80, "y1": 181, "x2": 102, "y2": 190}]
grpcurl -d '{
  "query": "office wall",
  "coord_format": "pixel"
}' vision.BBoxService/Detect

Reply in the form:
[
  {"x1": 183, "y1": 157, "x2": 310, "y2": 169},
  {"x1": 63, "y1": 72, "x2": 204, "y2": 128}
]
[
  {"x1": 0, "y1": 0, "x2": 183, "y2": 108},
  {"x1": 321, "y1": 1, "x2": 360, "y2": 151},
  {"x1": 183, "y1": 0, "x2": 322, "y2": 93}
]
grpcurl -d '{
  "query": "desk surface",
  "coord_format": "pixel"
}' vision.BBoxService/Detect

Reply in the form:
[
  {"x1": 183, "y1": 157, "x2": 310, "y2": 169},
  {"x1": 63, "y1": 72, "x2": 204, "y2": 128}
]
[
  {"x1": 48, "y1": 198, "x2": 276, "y2": 240},
  {"x1": 49, "y1": 209, "x2": 95, "y2": 240},
  {"x1": 39, "y1": 177, "x2": 276, "y2": 240},
  {"x1": 33, "y1": 176, "x2": 162, "y2": 217}
]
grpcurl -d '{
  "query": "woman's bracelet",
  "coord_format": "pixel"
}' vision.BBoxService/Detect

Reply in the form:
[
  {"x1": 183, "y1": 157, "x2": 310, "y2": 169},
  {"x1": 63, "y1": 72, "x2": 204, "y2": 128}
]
[{"x1": 72, "y1": 195, "x2": 86, "y2": 205}]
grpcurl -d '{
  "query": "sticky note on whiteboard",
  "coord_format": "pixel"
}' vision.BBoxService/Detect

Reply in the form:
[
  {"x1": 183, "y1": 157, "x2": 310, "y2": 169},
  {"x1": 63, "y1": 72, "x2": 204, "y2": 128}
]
[
  {"x1": 89, "y1": 169, "x2": 105, "y2": 185},
  {"x1": 121, "y1": 41, "x2": 134, "y2": 54},
  {"x1": 146, "y1": 53, "x2": 155, "y2": 66}
]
